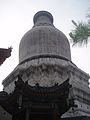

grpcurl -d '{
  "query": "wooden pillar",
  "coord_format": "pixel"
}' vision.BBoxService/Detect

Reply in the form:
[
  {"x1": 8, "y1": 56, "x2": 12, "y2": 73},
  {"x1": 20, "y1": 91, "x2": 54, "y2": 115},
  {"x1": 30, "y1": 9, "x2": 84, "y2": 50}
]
[
  {"x1": 25, "y1": 108, "x2": 30, "y2": 120},
  {"x1": 52, "y1": 103, "x2": 60, "y2": 120},
  {"x1": 18, "y1": 94, "x2": 22, "y2": 109}
]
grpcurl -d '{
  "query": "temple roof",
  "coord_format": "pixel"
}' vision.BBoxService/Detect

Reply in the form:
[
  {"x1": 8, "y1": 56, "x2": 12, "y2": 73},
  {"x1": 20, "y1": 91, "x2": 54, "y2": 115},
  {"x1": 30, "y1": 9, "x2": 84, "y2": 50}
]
[
  {"x1": 0, "y1": 77, "x2": 72, "y2": 116},
  {"x1": 0, "y1": 47, "x2": 12, "y2": 65}
]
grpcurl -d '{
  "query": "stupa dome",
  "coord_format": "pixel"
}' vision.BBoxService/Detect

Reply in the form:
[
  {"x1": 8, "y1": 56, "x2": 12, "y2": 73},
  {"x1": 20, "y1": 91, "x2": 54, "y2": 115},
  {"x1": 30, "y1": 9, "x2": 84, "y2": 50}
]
[{"x1": 19, "y1": 11, "x2": 71, "y2": 63}]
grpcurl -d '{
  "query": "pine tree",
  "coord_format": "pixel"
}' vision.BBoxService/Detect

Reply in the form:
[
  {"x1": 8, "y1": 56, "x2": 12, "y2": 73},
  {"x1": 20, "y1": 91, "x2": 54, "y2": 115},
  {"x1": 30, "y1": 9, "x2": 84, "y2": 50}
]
[{"x1": 69, "y1": 10, "x2": 90, "y2": 46}]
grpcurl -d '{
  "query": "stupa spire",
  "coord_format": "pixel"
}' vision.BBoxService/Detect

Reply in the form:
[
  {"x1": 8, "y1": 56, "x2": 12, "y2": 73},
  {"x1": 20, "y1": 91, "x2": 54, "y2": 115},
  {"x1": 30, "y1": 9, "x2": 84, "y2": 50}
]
[{"x1": 33, "y1": 11, "x2": 53, "y2": 26}]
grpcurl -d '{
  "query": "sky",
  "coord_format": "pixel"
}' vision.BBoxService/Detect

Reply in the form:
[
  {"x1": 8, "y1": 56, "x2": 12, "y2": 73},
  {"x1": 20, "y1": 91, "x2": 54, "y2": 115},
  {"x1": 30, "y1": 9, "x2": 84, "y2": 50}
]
[{"x1": 0, "y1": 0, "x2": 90, "y2": 90}]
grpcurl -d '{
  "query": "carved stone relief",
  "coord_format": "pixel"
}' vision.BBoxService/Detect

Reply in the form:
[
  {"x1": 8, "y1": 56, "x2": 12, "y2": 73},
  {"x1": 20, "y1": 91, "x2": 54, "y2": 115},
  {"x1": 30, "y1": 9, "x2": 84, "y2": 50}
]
[{"x1": 20, "y1": 63, "x2": 68, "y2": 87}]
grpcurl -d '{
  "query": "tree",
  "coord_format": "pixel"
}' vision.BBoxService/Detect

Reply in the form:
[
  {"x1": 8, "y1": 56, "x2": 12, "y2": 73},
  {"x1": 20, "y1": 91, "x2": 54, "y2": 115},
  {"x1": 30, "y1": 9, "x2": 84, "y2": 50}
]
[{"x1": 69, "y1": 12, "x2": 90, "y2": 46}]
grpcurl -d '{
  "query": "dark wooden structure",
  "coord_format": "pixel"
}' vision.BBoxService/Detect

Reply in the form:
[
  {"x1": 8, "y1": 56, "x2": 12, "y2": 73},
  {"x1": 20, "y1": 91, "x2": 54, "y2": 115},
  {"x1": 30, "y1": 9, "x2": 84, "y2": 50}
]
[
  {"x1": 0, "y1": 47, "x2": 12, "y2": 65},
  {"x1": 0, "y1": 76, "x2": 90, "y2": 120},
  {"x1": 0, "y1": 76, "x2": 73, "y2": 120}
]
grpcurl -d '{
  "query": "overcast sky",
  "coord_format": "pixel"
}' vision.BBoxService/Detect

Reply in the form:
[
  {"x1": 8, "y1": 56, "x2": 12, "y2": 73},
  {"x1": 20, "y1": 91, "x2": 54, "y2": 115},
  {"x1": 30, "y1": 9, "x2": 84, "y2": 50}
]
[{"x1": 0, "y1": 0, "x2": 90, "y2": 90}]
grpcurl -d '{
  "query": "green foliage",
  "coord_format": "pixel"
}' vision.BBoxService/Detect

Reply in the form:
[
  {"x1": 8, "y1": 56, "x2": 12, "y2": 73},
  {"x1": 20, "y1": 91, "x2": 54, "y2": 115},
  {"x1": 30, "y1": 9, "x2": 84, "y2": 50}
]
[{"x1": 69, "y1": 20, "x2": 90, "y2": 46}]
